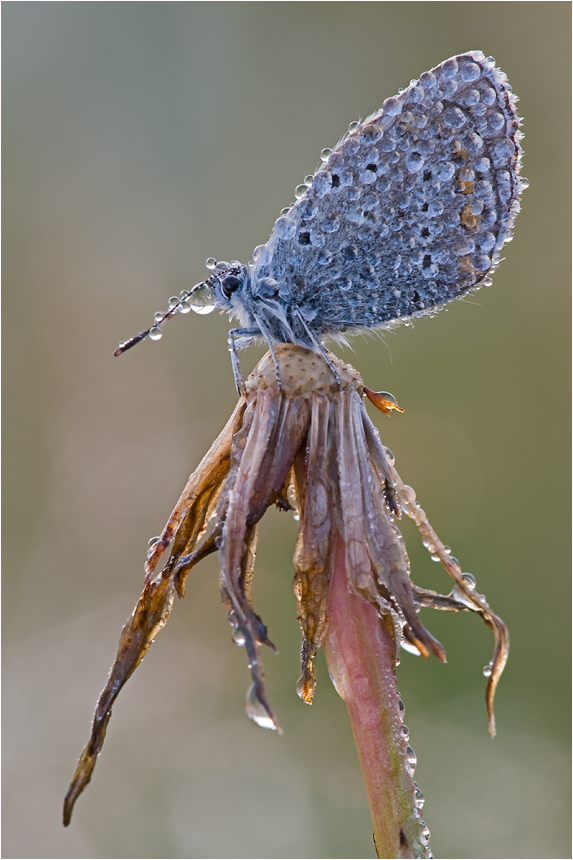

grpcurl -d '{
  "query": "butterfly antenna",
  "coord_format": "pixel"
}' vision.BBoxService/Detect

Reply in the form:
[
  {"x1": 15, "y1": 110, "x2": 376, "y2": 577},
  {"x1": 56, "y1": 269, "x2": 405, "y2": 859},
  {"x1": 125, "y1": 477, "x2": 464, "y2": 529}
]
[{"x1": 113, "y1": 278, "x2": 217, "y2": 357}]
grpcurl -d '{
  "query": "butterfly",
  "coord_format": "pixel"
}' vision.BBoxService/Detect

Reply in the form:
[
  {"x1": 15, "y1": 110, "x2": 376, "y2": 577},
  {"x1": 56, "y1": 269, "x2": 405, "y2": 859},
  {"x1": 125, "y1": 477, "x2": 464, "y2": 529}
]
[{"x1": 116, "y1": 51, "x2": 525, "y2": 390}]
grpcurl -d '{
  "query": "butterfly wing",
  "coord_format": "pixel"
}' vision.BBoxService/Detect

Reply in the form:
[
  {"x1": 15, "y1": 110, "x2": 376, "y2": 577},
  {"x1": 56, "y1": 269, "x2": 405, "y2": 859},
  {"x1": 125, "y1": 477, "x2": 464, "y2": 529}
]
[{"x1": 251, "y1": 51, "x2": 524, "y2": 339}]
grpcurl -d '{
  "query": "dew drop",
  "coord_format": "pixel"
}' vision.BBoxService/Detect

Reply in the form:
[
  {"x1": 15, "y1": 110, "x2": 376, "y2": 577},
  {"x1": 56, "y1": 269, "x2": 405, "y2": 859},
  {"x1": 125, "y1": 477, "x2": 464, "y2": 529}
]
[
  {"x1": 402, "y1": 485, "x2": 417, "y2": 504},
  {"x1": 154, "y1": 311, "x2": 164, "y2": 322},
  {"x1": 483, "y1": 660, "x2": 493, "y2": 677},
  {"x1": 294, "y1": 184, "x2": 308, "y2": 199},
  {"x1": 402, "y1": 725, "x2": 410, "y2": 740},
  {"x1": 430, "y1": 553, "x2": 440, "y2": 562},
  {"x1": 178, "y1": 300, "x2": 191, "y2": 313},
  {"x1": 450, "y1": 583, "x2": 477, "y2": 610},
  {"x1": 168, "y1": 296, "x2": 180, "y2": 310},
  {"x1": 420, "y1": 821, "x2": 431, "y2": 845},
  {"x1": 295, "y1": 675, "x2": 309, "y2": 700},
  {"x1": 320, "y1": 147, "x2": 333, "y2": 161},
  {"x1": 384, "y1": 447, "x2": 395, "y2": 464},
  {"x1": 304, "y1": 174, "x2": 314, "y2": 186},
  {"x1": 149, "y1": 326, "x2": 163, "y2": 341},
  {"x1": 414, "y1": 786, "x2": 425, "y2": 810},
  {"x1": 147, "y1": 536, "x2": 160, "y2": 549},
  {"x1": 246, "y1": 684, "x2": 277, "y2": 730},
  {"x1": 405, "y1": 745, "x2": 417, "y2": 775},
  {"x1": 462, "y1": 573, "x2": 476, "y2": 589},
  {"x1": 402, "y1": 640, "x2": 422, "y2": 656},
  {"x1": 232, "y1": 626, "x2": 246, "y2": 646},
  {"x1": 205, "y1": 257, "x2": 217, "y2": 270},
  {"x1": 189, "y1": 284, "x2": 215, "y2": 315},
  {"x1": 484, "y1": 277, "x2": 493, "y2": 287},
  {"x1": 377, "y1": 390, "x2": 398, "y2": 406}
]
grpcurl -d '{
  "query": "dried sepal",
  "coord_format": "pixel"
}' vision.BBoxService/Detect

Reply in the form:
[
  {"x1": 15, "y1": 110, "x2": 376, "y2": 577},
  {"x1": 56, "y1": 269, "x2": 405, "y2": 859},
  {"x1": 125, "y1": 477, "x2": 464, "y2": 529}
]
[
  {"x1": 292, "y1": 394, "x2": 335, "y2": 703},
  {"x1": 145, "y1": 398, "x2": 246, "y2": 582},
  {"x1": 382, "y1": 441, "x2": 509, "y2": 737},
  {"x1": 63, "y1": 572, "x2": 176, "y2": 826}
]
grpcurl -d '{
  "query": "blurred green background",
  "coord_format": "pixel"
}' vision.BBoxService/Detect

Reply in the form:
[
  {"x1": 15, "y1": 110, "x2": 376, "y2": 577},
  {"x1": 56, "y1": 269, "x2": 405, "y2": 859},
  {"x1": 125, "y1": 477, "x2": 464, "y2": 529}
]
[{"x1": 3, "y1": 3, "x2": 570, "y2": 858}]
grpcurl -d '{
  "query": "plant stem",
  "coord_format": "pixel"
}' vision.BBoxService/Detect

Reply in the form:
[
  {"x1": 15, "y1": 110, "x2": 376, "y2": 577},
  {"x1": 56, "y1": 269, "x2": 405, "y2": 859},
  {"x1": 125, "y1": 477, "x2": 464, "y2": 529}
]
[{"x1": 324, "y1": 533, "x2": 427, "y2": 859}]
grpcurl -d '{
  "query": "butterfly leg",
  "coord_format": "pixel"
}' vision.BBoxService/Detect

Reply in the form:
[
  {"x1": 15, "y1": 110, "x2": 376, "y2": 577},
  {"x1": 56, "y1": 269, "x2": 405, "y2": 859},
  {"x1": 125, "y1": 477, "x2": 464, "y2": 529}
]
[
  {"x1": 228, "y1": 327, "x2": 260, "y2": 395},
  {"x1": 251, "y1": 312, "x2": 285, "y2": 392},
  {"x1": 294, "y1": 309, "x2": 341, "y2": 388}
]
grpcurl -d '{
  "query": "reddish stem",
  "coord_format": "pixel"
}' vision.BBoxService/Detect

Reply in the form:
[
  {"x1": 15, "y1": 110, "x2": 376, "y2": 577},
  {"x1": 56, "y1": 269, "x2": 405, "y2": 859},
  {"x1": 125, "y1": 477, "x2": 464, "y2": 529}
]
[{"x1": 324, "y1": 533, "x2": 427, "y2": 859}]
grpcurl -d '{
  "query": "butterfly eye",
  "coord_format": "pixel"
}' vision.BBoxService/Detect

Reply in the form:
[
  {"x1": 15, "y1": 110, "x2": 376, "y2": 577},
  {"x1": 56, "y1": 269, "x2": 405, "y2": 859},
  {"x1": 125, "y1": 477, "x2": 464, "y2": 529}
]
[{"x1": 221, "y1": 275, "x2": 241, "y2": 298}]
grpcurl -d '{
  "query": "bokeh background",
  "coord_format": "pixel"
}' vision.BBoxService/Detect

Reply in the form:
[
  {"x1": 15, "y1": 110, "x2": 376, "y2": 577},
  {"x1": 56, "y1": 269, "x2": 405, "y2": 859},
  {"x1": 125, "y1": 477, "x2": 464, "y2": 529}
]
[{"x1": 3, "y1": 3, "x2": 570, "y2": 858}]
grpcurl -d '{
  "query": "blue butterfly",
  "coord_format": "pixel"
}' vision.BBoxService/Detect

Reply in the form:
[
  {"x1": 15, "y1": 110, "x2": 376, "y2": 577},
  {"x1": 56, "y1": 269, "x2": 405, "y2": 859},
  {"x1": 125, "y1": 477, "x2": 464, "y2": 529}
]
[{"x1": 116, "y1": 51, "x2": 525, "y2": 391}]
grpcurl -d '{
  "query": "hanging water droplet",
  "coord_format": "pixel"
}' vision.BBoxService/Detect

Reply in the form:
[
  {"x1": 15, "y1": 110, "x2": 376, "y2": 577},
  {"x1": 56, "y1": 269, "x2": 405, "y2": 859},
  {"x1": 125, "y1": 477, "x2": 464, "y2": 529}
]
[
  {"x1": 189, "y1": 284, "x2": 215, "y2": 315},
  {"x1": 384, "y1": 447, "x2": 395, "y2": 464},
  {"x1": 444, "y1": 545, "x2": 452, "y2": 555},
  {"x1": 149, "y1": 326, "x2": 163, "y2": 341},
  {"x1": 295, "y1": 675, "x2": 309, "y2": 701},
  {"x1": 146, "y1": 536, "x2": 161, "y2": 558},
  {"x1": 378, "y1": 390, "x2": 398, "y2": 406},
  {"x1": 293, "y1": 513, "x2": 300, "y2": 521},
  {"x1": 402, "y1": 725, "x2": 409, "y2": 740},
  {"x1": 402, "y1": 485, "x2": 417, "y2": 505},
  {"x1": 294, "y1": 184, "x2": 308, "y2": 199},
  {"x1": 245, "y1": 684, "x2": 277, "y2": 730},
  {"x1": 179, "y1": 289, "x2": 190, "y2": 299},
  {"x1": 348, "y1": 120, "x2": 361, "y2": 131},
  {"x1": 232, "y1": 626, "x2": 246, "y2": 646},
  {"x1": 178, "y1": 300, "x2": 191, "y2": 314},
  {"x1": 154, "y1": 311, "x2": 164, "y2": 322},
  {"x1": 484, "y1": 277, "x2": 493, "y2": 287},
  {"x1": 420, "y1": 821, "x2": 431, "y2": 845},
  {"x1": 168, "y1": 296, "x2": 180, "y2": 310},
  {"x1": 462, "y1": 573, "x2": 476, "y2": 589},
  {"x1": 304, "y1": 174, "x2": 314, "y2": 186},
  {"x1": 401, "y1": 640, "x2": 422, "y2": 656},
  {"x1": 320, "y1": 147, "x2": 333, "y2": 161},
  {"x1": 449, "y1": 556, "x2": 460, "y2": 568},
  {"x1": 414, "y1": 786, "x2": 425, "y2": 810},
  {"x1": 450, "y1": 583, "x2": 477, "y2": 610},
  {"x1": 205, "y1": 257, "x2": 217, "y2": 270},
  {"x1": 405, "y1": 745, "x2": 417, "y2": 775},
  {"x1": 483, "y1": 660, "x2": 493, "y2": 677},
  {"x1": 430, "y1": 552, "x2": 440, "y2": 562}
]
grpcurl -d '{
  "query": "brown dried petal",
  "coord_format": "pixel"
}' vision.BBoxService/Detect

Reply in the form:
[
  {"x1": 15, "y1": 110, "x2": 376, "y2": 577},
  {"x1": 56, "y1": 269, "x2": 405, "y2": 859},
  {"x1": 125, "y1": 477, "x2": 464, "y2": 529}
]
[
  {"x1": 292, "y1": 394, "x2": 335, "y2": 702},
  {"x1": 63, "y1": 574, "x2": 176, "y2": 825}
]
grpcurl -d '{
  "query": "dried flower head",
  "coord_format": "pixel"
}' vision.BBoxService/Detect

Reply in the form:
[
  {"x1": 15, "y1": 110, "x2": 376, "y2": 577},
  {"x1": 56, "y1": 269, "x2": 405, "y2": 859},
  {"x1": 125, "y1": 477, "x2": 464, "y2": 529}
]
[{"x1": 64, "y1": 345, "x2": 508, "y2": 858}]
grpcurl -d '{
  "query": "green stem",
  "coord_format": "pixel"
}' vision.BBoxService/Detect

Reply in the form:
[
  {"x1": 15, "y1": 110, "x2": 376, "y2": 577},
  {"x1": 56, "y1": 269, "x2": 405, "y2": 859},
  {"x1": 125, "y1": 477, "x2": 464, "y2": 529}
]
[{"x1": 324, "y1": 533, "x2": 428, "y2": 859}]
